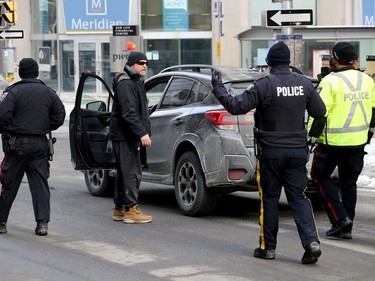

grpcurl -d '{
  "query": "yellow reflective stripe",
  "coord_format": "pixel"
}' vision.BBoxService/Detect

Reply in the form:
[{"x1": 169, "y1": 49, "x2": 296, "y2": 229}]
[
  {"x1": 332, "y1": 71, "x2": 362, "y2": 91},
  {"x1": 256, "y1": 159, "x2": 265, "y2": 250}
]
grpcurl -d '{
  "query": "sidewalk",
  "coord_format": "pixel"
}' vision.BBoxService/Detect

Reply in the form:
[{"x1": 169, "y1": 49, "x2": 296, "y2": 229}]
[{"x1": 59, "y1": 92, "x2": 77, "y2": 118}]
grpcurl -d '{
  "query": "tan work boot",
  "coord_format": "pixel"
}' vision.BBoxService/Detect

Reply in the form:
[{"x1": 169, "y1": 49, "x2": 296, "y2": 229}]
[
  {"x1": 113, "y1": 207, "x2": 125, "y2": 221},
  {"x1": 124, "y1": 205, "x2": 152, "y2": 224}
]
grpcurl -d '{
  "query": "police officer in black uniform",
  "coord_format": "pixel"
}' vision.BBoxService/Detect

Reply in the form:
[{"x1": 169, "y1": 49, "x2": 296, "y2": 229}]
[
  {"x1": 0, "y1": 58, "x2": 65, "y2": 236},
  {"x1": 211, "y1": 41, "x2": 326, "y2": 264}
]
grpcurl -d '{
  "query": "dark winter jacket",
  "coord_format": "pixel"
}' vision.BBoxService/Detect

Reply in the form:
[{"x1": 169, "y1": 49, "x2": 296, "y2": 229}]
[
  {"x1": 0, "y1": 79, "x2": 65, "y2": 135},
  {"x1": 108, "y1": 66, "x2": 151, "y2": 141},
  {"x1": 213, "y1": 65, "x2": 326, "y2": 148}
]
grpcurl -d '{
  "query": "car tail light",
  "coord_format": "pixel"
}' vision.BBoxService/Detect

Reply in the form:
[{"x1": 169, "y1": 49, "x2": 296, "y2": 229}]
[
  {"x1": 205, "y1": 110, "x2": 254, "y2": 130},
  {"x1": 228, "y1": 169, "x2": 247, "y2": 180}
]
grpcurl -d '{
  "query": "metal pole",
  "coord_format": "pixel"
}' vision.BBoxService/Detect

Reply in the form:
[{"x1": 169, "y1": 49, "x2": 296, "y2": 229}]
[
  {"x1": 281, "y1": 0, "x2": 293, "y2": 36},
  {"x1": 272, "y1": 0, "x2": 302, "y2": 69}
]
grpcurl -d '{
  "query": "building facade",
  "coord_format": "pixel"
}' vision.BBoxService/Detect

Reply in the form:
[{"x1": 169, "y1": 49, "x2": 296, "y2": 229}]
[{"x1": 1, "y1": 0, "x2": 375, "y2": 94}]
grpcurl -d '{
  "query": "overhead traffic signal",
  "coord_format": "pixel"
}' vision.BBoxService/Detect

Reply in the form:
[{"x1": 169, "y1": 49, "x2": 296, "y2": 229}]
[{"x1": 1, "y1": 0, "x2": 18, "y2": 24}]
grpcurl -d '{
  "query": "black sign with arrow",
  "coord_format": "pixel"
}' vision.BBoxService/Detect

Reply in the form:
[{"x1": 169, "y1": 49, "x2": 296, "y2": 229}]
[
  {"x1": 0, "y1": 29, "x2": 24, "y2": 39},
  {"x1": 266, "y1": 9, "x2": 313, "y2": 27}
]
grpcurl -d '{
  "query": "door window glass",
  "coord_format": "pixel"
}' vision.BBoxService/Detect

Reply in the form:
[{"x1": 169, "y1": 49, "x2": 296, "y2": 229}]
[
  {"x1": 80, "y1": 75, "x2": 111, "y2": 111},
  {"x1": 146, "y1": 79, "x2": 169, "y2": 107},
  {"x1": 160, "y1": 78, "x2": 195, "y2": 108}
]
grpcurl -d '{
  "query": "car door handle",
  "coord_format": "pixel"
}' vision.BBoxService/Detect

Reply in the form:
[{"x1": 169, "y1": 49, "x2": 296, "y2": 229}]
[{"x1": 173, "y1": 119, "x2": 184, "y2": 126}]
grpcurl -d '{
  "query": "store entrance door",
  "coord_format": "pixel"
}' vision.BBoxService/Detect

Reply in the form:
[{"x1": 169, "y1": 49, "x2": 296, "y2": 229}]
[
  {"x1": 75, "y1": 41, "x2": 110, "y2": 95},
  {"x1": 60, "y1": 40, "x2": 110, "y2": 94}
]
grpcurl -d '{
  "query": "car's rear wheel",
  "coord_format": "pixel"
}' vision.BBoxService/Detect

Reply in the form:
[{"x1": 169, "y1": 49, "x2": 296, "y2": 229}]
[
  {"x1": 84, "y1": 169, "x2": 114, "y2": 197},
  {"x1": 174, "y1": 151, "x2": 217, "y2": 216}
]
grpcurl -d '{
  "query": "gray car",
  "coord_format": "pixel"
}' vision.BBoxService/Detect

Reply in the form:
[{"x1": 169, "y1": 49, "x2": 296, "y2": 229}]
[{"x1": 69, "y1": 65, "x2": 322, "y2": 216}]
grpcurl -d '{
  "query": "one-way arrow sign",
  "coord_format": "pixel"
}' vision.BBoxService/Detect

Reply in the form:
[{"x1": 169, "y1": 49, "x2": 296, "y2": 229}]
[
  {"x1": 0, "y1": 29, "x2": 24, "y2": 40},
  {"x1": 266, "y1": 9, "x2": 313, "y2": 27}
]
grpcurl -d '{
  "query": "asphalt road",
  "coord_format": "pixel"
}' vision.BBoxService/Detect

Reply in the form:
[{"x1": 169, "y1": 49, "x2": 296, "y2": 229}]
[{"x1": 0, "y1": 114, "x2": 375, "y2": 281}]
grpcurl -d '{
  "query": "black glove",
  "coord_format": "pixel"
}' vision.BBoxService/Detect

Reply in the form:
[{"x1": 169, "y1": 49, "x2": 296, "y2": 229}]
[
  {"x1": 211, "y1": 70, "x2": 222, "y2": 88},
  {"x1": 367, "y1": 131, "x2": 374, "y2": 144}
]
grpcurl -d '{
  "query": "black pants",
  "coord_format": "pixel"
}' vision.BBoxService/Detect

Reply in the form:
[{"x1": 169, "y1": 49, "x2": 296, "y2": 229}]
[
  {"x1": 311, "y1": 145, "x2": 364, "y2": 231},
  {"x1": 112, "y1": 140, "x2": 142, "y2": 209},
  {"x1": 0, "y1": 142, "x2": 50, "y2": 223},
  {"x1": 256, "y1": 147, "x2": 319, "y2": 250}
]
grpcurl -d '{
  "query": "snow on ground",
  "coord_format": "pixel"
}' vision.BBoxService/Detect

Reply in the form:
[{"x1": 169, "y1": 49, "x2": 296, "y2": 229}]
[{"x1": 358, "y1": 139, "x2": 375, "y2": 189}]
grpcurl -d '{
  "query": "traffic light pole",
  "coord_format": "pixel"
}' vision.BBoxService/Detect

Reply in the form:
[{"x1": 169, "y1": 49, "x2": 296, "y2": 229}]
[{"x1": 0, "y1": 0, "x2": 18, "y2": 82}]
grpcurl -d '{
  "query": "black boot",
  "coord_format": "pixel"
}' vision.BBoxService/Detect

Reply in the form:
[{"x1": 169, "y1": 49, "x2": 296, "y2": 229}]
[
  {"x1": 326, "y1": 217, "x2": 352, "y2": 237},
  {"x1": 302, "y1": 241, "x2": 321, "y2": 264},
  {"x1": 35, "y1": 220, "x2": 48, "y2": 236},
  {"x1": 0, "y1": 222, "x2": 7, "y2": 234},
  {"x1": 253, "y1": 247, "x2": 276, "y2": 260}
]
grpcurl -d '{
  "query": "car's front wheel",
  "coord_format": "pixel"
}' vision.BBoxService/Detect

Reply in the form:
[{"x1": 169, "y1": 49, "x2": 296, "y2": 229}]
[
  {"x1": 84, "y1": 169, "x2": 114, "y2": 196},
  {"x1": 174, "y1": 151, "x2": 217, "y2": 216}
]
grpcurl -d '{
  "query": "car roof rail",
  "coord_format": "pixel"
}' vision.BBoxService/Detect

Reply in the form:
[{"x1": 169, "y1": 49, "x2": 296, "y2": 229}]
[{"x1": 159, "y1": 64, "x2": 218, "y2": 74}]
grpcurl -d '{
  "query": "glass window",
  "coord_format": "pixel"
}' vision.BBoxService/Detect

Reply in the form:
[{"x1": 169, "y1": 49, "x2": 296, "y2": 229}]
[
  {"x1": 141, "y1": 0, "x2": 211, "y2": 31},
  {"x1": 31, "y1": 40, "x2": 58, "y2": 89},
  {"x1": 242, "y1": 39, "x2": 375, "y2": 79},
  {"x1": 31, "y1": 0, "x2": 57, "y2": 34},
  {"x1": 101, "y1": 43, "x2": 111, "y2": 87},
  {"x1": 196, "y1": 84, "x2": 211, "y2": 103},
  {"x1": 60, "y1": 40, "x2": 74, "y2": 92},
  {"x1": 181, "y1": 39, "x2": 212, "y2": 65},
  {"x1": 160, "y1": 78, "x2": 195, "y2": 108},
  {"x1": 146, "y1": 79, "x2": 170, "y2": 107},
  {"x1": 145, "y1": 39, "x2": 212, "y2": 76}
]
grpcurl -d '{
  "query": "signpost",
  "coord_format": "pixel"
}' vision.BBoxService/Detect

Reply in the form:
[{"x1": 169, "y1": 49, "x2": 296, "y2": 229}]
[
  {"x1": 264, "y1": 7, "x2": 313, "y2": 71},
  {"x1": 0, "y1": 29, "x2": 23, "y2": 39},
  {"x1": 112, "y1": 25, "x2": 138, "y2": 36},
  {"x1": 266, "y1": 9, "x2": 313, "y2": 27}
]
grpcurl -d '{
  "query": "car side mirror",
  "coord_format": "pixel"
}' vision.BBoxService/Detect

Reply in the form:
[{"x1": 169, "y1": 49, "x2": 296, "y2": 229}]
[{"x1": 86, "y1": 101, "x2": 106, "y2": 112}]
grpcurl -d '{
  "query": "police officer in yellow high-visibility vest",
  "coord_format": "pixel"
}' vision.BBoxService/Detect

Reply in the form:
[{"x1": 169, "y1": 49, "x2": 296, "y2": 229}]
[{"x1": 309, "y1": 42, "x2": 375, "y2": 240}]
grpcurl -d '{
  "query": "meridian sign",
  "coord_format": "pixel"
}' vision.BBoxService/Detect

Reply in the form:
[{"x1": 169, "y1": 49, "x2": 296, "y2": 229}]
[
  {"x1": 266, "y1": 9, "x2": 313, "y2": 27},
  {"x1": 63, "y1": 0, "x2": 130, "y2": 33}
]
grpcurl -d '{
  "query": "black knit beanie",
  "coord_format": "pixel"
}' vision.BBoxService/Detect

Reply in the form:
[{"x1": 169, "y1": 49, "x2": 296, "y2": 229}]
[
  {"x1": 19, "y1": 58, "x2": 39, "y2": 79},
  {"x1": 332, "y1": 42, "x2": 356, "y2": 65},
  {"x1": 125, "y1": 51, "x2": 148, "y2": 67},
  {"x1": 266, "y1": 41, "x2": 291, "y2": 67}
]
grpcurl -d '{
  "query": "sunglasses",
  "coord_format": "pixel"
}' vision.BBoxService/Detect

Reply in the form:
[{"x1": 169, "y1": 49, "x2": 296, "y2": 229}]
[{"x1": 136, "y1": 61, "x2": 148, "y2": 66}]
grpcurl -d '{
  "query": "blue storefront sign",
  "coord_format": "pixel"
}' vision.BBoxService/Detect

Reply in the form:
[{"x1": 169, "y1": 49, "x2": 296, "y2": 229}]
[
  {"x1": 63, "y1": 0, "x2": 130, "y2": 33},
  {"x1": 163, "y1": 0, "x2": 188, "y2": 31},
  {"x1": 362, "y1": 0, "x2": 375, "y2": 25}
]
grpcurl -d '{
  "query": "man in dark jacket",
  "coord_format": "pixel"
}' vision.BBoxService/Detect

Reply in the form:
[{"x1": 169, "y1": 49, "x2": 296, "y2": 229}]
[
  {"x1": 109, "y1": 51, "x2": 152, "y2": 224},
  {"x1": 0, "y1": 58, "x2": 66, "y2": 236},
  {"x1": 211, "y1": 42, "x2": 326, "y2": 264}
]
